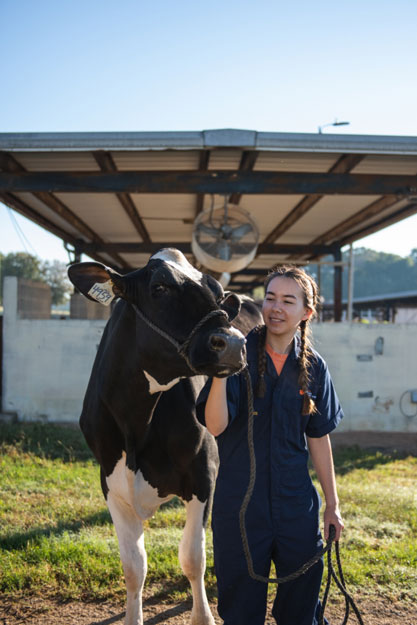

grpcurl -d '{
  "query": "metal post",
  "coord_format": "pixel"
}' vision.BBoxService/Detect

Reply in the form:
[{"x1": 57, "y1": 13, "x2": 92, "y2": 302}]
[
  {"x1": 333, "y1": 248, "x2": 343, "y2": 322},
  {"x1": 347, "y1": 244, "x2": 354, "y2": 322},
  {"x1": 317, "y1": 263, "x2": 322, "y2": 323}
]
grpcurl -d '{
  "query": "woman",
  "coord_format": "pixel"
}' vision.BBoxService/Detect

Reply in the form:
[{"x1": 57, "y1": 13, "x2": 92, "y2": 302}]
[{"x1": 197, "y1": 266, "x2": 344, "y2": 625}]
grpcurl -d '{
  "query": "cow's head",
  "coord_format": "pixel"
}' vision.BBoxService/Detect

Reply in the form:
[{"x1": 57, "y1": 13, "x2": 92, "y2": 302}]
[{"x1": 68, "y1": 249, "x2": 246, "y2": 379}]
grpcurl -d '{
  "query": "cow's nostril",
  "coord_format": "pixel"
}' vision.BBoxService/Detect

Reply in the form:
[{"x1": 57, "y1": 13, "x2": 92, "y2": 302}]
[{"x1": 210, "y1": 334, "x2": 228, "y2": 352}]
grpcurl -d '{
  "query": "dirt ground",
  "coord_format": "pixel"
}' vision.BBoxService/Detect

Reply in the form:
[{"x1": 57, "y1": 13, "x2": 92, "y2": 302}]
[{"x1": 1, "y1": 595, "x2": 416, "y2": 625}]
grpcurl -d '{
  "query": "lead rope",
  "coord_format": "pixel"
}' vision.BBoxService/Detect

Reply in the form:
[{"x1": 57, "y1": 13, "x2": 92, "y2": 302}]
[{"x1": 240, "y1": 366, "x2": 365, "y2": 625}]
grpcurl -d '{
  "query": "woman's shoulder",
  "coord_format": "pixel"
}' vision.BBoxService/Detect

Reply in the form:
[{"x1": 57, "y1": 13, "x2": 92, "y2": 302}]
[{"x1": 307, "y1": 345, "x2": 328, "y2": 377}]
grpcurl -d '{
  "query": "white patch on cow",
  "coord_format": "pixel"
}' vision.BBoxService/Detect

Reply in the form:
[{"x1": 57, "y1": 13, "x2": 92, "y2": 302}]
[
  {"x1": 143, "y1": 370, "x2": 182, "y2": 394},
  {"x1": 106, "y1": 451, "x2": 173, "y2": 520},
  {"x1": 179, "y1": 496, "x2": 216, "y2": 625},
  {"x1": 106, "y1": 454, "x2": 215, "y2": 625},
  {"x1": 88, "y1": 279, "x2": 115, "y2": 306},
  {"x1": 151, "y1": 249, "x2": 203, "y2": 284}
]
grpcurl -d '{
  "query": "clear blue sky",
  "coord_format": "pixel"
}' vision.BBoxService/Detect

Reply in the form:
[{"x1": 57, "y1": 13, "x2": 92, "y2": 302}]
[{"x1": 1, "y1": 0, "x2": 417, "y2": 263}]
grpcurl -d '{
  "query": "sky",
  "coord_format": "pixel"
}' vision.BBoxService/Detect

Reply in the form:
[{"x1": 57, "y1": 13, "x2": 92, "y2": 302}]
[{"x1": 1, "y1": 0, "x2": 417, "y2": 264}]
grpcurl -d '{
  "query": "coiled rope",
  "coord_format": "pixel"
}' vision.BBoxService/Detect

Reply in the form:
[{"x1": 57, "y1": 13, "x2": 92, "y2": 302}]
[{"x1": 239, "y1": 366, "x2": 365, "y2": 625}]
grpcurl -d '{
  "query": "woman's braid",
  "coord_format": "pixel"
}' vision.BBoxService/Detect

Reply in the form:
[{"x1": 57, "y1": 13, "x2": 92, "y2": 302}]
[
  {"x1": 298, "y1": 319, "x2": 315, "y2": 415},
  {"x1": 263, "y1": 265, "x2": 319, "y2": 414}
]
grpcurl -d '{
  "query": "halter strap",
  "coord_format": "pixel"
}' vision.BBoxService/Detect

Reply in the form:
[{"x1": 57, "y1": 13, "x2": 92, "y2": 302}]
[{"x1": 132, "y1": 304, "x2": 228, "y2": 373}]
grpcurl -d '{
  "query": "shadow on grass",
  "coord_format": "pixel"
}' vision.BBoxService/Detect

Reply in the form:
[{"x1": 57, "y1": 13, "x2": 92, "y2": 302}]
[
  {"x1": 0, "y1": 421, "x2": 93, "y2": 462},
  {"x1": 0, "y1": 509, "x2": 112, "y2": 551},
  {"x1": 332, "y1": 446, "x2": 411, "y2": 476}
]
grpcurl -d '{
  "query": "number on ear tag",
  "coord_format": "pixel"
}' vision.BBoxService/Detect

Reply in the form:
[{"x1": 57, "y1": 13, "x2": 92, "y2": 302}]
[{"x1": 88, "y1": 280, "x2": 115, "y2": 306}]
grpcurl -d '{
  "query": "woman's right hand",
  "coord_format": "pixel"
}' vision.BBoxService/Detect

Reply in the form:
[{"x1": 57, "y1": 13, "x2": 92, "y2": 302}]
[{"x1": 205, "y1": 377, "x2": 229, "y2": 436}]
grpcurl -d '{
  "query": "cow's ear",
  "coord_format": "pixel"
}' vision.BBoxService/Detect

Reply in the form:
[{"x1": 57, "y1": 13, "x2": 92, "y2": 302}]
[
  {"x1": 67, "y1": 262, "x2": 125, "y2": 306},
  {"x1": 220, "y1": 292, "x2": 241, "y2": 321},
  {"x1": 203, "y1": 274, "x2": 224, "y2": 302}
]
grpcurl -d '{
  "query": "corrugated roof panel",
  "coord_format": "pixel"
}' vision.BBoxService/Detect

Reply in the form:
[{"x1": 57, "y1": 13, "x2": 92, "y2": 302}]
[
  {"x1": 239, "y1": 195, "x2": 304, "y2": 237},
  {"x1": 12, "y1": 192, "x2": 83, "y2": 238},
  {"x1": 146, "y1": 221, "x2": 194, "y2": 241},
  {"x1": 131, "y1": 194, "x2": 196, "y2": 219},
  {"x1": 111, "y1": 150, "x2": 200, "y2": 170},
  {"x1": 254, "y1": 152, "x2": 338, "y2": 172},
  {"x1": 352, "y1": 155, "x2": 417, "y2": 175},
  {"x1": 278, "y1": 195, "x2": 381, "y2": 243},
  {"x1": 12, "y1": 151, "x2": 100, "y2": 171},
  {"x1": 208, "y1": 150, "x2": 242, "y2": 170},
  {"x1": 56, "y1": 193, "x2": 135, "y2": 239}
]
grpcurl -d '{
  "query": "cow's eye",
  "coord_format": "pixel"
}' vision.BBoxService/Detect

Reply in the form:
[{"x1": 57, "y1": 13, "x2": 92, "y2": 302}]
[{"x1": 152, "y1": 283, "x2": 170, "y2": 296}]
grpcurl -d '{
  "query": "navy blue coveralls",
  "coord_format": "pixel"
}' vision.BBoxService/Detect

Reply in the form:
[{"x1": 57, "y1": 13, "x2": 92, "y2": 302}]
[{"x1": 197, "y1": 329, "x2": 343, "y2": 625}]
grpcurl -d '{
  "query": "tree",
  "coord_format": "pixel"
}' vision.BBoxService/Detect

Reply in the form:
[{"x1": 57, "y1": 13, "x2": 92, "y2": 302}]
[
  {"x1": 0, "y1": 252, "x2": 72, "y2": 307},
  {"x1": 40, "y1": 259, "x2": 72, "y2": 306},
  {"x1": 0, "y1": 252, "x2": 44, "y2": 305}
]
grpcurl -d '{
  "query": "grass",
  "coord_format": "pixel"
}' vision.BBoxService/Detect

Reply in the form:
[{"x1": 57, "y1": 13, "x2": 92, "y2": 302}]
[{"x1": 0, "y1": 422, "x2": 416, "y2": 605}]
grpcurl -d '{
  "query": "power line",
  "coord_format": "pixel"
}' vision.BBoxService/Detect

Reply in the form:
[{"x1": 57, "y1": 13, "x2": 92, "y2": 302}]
[{"x1": 6, "y1": 206, "x2": 39, "y2": 257}]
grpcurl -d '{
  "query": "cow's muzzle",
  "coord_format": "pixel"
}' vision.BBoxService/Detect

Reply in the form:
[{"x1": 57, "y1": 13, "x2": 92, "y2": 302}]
[
  {"x1": 206, "y1": 330, "x2": 247, "y2": 377},
  {"x1": 132, "y1": 303, "x2": 245, "y2": 375}
]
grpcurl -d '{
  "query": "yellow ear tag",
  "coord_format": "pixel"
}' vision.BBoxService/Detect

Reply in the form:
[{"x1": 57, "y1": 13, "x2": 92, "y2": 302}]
[{"x1": 88, "y1": 279, "x2": 115, "y2": 306}]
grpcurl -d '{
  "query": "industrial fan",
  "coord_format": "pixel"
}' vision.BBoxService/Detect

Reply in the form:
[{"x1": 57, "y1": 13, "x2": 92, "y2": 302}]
[{"x1": 191, "y1": 196, "x2": 259, "y2": 273}]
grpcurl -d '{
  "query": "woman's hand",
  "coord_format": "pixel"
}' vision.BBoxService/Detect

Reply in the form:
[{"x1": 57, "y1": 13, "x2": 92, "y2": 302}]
[{"x1": 323, "y1": 504, "x2": 344, "y2": 541}]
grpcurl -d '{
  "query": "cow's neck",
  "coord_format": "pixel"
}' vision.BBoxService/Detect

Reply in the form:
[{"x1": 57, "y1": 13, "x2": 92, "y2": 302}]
[{"x1": 97, "y1": 302, "x2": 185, "y2": 463}]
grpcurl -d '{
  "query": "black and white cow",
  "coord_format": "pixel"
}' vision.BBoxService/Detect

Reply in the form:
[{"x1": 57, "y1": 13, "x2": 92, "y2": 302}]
[{"x1": 68, "y1": 249, "x2": 256, "y2": 625}]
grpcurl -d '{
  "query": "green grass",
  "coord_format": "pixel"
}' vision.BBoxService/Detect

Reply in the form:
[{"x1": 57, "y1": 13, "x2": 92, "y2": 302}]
[{"x1": 1, "y1": 422, "x2": 416, "y2": 604}]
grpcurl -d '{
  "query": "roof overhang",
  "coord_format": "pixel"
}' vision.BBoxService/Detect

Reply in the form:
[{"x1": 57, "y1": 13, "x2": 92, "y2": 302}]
[{"x1": 1, "y1": 128, "x2": 416, "y2": 292}]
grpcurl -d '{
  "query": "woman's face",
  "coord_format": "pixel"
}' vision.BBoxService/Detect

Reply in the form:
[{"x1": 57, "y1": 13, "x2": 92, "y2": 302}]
[{"x1": 262, "y1": 276, "x2": 312, "y2": 340}]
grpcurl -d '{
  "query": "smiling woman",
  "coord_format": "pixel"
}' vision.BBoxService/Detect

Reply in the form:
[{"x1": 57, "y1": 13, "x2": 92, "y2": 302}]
[{"x1": 198, "y1": 265, "x2": 345, "y2": 625}]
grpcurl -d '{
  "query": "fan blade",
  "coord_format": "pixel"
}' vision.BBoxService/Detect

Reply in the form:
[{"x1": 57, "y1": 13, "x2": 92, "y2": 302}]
[
  {"x1": 196, "y1": 223, "x2": 221, "y2": 238},
  {"x1": 230, "y1": 223, "x2": 253, "y2": 240}
]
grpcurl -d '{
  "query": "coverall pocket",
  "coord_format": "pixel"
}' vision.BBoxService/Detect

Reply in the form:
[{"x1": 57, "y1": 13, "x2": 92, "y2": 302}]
[{"x1": 279, "y1": 466, "x2": 312, "y2": 496}]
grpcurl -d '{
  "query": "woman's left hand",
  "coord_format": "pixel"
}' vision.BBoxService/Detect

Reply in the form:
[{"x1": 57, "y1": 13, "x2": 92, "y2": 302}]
[{"x1": 323, "y1": 504, "x2": 344, "y2": 542}]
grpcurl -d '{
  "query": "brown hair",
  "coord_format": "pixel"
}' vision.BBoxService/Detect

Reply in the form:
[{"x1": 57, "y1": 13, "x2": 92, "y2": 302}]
[{"x1": 255, "y1": 265, "x2": 318, "y2": 416}]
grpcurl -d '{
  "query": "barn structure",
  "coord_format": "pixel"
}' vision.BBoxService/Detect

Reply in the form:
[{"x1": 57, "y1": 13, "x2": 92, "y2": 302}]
[
  {"x1": 1, "y1": 129, "x2": 417, "y2": 320},
  {"x1": 1, "y1": 130, "x2": 417, "y2": 444}
]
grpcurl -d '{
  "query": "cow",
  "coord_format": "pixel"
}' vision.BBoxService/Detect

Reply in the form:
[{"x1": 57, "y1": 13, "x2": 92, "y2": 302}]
[{"x1": 68, "y1": 248, "x2": 260, "y2": 625}]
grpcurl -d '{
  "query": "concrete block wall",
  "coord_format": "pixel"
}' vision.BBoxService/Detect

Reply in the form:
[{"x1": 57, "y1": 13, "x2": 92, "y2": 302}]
[
  {"x1": 312, "y1": 323, "x2": 417, "y2": 433},
  {"x1": 2, "y1": 277, "x2": 107, "y2": 422},
  {"x1": 70, "y1": 292, "x2": 110, "y2": 320},
  {"x1": 17, "y1": 279, "x2": 51, "y2": 319},
  {"x1": 2, "y1": 275, "x2": 417, "y2": 431}
]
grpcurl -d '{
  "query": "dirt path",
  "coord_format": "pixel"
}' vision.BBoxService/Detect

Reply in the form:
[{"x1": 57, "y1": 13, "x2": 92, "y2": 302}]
[{"x1": 1, "y1": 596, "x2": 415, "y2": 625}]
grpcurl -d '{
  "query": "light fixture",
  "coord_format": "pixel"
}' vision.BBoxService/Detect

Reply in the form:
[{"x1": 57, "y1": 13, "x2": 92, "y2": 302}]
[{"x1": 318, "y1": 119, "x2": 350, "y2": 134}]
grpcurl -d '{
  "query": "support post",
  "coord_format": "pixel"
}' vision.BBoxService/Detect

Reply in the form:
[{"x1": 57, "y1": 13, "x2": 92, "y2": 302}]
[
  {"x1": 333, "y1": 248, "x2": 343, "y2": 322},
  {"x1": 347, "y1": 244, "x2": 354, "y2": 322}
]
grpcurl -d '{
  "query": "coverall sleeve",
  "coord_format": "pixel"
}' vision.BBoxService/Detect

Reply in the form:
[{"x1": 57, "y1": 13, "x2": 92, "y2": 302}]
[
  {"x1": 305, "y1": 361, "x2": 344, "y2": 438},
  {"x1": 196, "y1": 374, "x2": 242, "y2": 427}
]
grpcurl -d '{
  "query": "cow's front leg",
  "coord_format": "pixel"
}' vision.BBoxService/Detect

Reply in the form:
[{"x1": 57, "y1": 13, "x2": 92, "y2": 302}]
[
  {"x1": 179, "y1": 496, "x2": 215, "y2": 625},
  {"x1": 107, "y1": 492, "x2": 146, "y2": 625}
]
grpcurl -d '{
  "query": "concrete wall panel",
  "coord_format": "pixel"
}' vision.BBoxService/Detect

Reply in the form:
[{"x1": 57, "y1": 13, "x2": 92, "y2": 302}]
[{"x1": 2, "y1": 276, "x2": 417, "y2": 431}]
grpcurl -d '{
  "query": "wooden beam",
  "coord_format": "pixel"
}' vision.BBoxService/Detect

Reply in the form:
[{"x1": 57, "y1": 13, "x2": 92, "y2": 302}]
[
  {"x1": 229, "y1": 150, "x2": 259, "y2": 204},
  {"x1": 338, "y1": 202, "x2": 417, "y2": 246},
  {"x1": 262, "y1": 154, "x2": 365, "y2": 244},
  {"x1": 75, "y1": 241, "x2": 336, "y2": 256},
  {"x1": 1, "y1": 170, "x2": 416, "y2": 195},
  {"x1": 310, "y1": 195, "x2": 400, "y2": 245},
  {"x1": 92, "y1": 150, "x2": 151, "y2": 243},
  {"x1": 195, "y1": 150, "x2": 210, "y2": 216}
]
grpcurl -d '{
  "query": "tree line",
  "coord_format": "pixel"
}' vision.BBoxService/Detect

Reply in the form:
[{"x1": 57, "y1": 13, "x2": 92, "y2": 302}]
[
  {"x1": 0, "y1": 252, "x2": 72, "y2": 307},
  {"x1": 312, "y1": 247, "x2": 417, "y2": 302}
]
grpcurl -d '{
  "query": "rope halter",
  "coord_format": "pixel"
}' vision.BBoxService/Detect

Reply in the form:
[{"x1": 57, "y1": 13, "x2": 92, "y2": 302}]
[{"x1": 132, "y1": 304, "x2": 229, "y2": 374}]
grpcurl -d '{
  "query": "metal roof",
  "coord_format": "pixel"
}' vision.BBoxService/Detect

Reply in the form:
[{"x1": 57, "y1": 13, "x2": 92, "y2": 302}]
[{"x1": 1, "y1": 129, "x2": 416, "y2": 293}]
